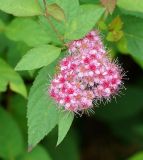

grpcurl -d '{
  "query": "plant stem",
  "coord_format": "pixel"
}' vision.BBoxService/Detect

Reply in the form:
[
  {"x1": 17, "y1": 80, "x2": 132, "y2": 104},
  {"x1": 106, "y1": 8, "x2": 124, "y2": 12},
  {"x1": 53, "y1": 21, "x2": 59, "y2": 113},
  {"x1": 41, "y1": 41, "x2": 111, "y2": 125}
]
[{"x1": 43, "y1": 0, "x2": 64, "y2": 43}]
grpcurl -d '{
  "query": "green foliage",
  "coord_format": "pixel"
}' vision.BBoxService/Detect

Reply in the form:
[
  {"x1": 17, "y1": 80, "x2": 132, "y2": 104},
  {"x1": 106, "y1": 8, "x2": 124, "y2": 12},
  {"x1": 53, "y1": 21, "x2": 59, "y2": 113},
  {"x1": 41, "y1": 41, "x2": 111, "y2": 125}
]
[
  {"x1": 38, "y1": 16, "x2": 65, "y2": 45},
  {"x1": 46, "y1": 3, "x2": 66, "y2": 22},
  {"x1": 54, "y1": 0, "x2": 79, "y2": 22},
  {"x1": 65, "y1": 4, "x2": 105, "y2": 40},
  {"x1": 27, "y1": 59, "x2": 74, "y2": 149},
  {"x1": 0, "y1": 58, "x2": 27, "y2": 97},
  {"x1": 0, "y1": 19, "x2": 5, "y2": 31},
  {"x1": 117, "y1": 0, "x2": 143, "y2": 15},
  {"x1": 122, "y1": 15, "x2": 143, "y2": 68},
  {"x1": 9, "y1": 95, "x2": 27, "y2": 138},
  {"x1": 15, "y1": 45, "x2": 61, "y2": 70},
  {"x1": 7, "y1": 41, "x2": 29, "y2": 67},
  {"x1": 27, "y1": 64, "x2": 58, "y2": 149},
  {"x1": 57, "y1": 111, "x2": 74, "y2": 146},
  {"x1": 1, "y1": 0, "x2": 143, "y2": 159},
  {"x1": 0, "y1": 107, "x2": 24, "y2": 159},
  {"x1": 0, "y1": 0, "x2": 42, "y2": 16},
  {"x1": 6, "y1": 18, "x2": 51, "y2": 47}
]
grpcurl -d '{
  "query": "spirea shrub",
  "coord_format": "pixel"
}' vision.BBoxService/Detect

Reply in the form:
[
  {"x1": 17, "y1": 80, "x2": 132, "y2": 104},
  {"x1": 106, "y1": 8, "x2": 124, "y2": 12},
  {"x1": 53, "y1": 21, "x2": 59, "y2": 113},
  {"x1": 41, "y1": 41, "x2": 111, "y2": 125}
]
[{"x1": 1, "y1": 0, "x2": 133, "y2": 152}]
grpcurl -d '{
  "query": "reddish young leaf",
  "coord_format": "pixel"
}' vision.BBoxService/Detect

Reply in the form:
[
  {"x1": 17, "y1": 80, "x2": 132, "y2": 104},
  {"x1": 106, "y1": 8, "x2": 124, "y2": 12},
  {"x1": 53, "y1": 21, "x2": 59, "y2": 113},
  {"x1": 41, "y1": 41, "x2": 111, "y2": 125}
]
[{"x1": 100, "y1": 0, "x2": 117, "y2": 14}]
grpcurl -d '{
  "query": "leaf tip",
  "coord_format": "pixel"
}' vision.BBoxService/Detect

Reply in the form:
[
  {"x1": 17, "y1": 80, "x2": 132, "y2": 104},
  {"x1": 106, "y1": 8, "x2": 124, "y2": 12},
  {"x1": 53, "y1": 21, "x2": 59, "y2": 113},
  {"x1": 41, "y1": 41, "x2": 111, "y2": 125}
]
[
  {"x1": 15, "y1": 65, "x2": 20, "y2": 71},
  {"x1": 56, "y1": 139, "x2": 61, "y2": 147}
]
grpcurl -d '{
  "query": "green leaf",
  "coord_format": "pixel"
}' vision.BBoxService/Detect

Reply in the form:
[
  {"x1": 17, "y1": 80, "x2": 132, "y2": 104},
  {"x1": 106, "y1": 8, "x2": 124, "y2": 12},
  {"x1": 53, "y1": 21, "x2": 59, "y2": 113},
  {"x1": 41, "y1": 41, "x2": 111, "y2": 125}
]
[
  {"x1": 128, "y1": 152, "x2": 143, "y2": 160},
  {"x1": 65, "y1": 4, "x2": 105, "y2": 40},
  {"x1": 80, "y1": 0, "x2": 99, "y2": 4},
  {"x1": 0, "y1": 33, "x2": 11, "y2": 55},
  {"x1": 47, "y1": 3, "x2": 66, "y2": 22},
  {"x1": 116, "y1": 37, "x2": 128, "y2": 54},
  {"x1": 0, "y1": 58, "x2": 27, "y2": 97},
  {"x1": 0, "y1": 0, "x2": 42, "y2": 17},
  {"x1": 0, "y1": 107, "x2": 24, "y2": 159},
  {"x1": 19, "y1": 146, "x2": 52, "y2": 160},
  {"x1": 27, "y1": 62, "x2": 59, "y2": 149},
  {"x1": 15, "y1": 45, "x2": 61, "y2": 71},
  {"x1": 54, "y1": 0, "x2": 79, "y2": 22},
  {"x1": 38, "y1": 16, "x2": 65, "y2": 46},
  {"x1": 39, "y1": 0, "x2": 79, "y2": 22},
  {"x1": 6, "y1": 18, "x2": 51, "y2": 47},
  {"x1": 57, "y1": 111, "x2": 74, "y2": 146},
  {"x1": 7, "y1": 42, "x2": 29, "y2": 68},
  {"x1": 117, "y1": 0, "x2": 143, "y2": 14},
  {"x1": 122, "y1": 15, "x2": 143, "y2": 68}
]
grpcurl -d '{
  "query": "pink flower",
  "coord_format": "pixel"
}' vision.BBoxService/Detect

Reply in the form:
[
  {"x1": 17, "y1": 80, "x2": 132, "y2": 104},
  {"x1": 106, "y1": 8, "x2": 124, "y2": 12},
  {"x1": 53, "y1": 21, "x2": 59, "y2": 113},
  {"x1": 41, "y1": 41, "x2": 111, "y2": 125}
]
[{"x1": 49, "y1": 30, "x2": 124, "y2": 114}]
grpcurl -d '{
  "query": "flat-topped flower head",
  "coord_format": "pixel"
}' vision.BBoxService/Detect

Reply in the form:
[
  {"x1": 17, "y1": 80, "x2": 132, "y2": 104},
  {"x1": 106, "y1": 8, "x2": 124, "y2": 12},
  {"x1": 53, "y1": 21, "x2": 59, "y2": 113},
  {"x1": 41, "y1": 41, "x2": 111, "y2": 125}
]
[{"x1": 49, "y1": 30, "x2": 124, "y2": 114}]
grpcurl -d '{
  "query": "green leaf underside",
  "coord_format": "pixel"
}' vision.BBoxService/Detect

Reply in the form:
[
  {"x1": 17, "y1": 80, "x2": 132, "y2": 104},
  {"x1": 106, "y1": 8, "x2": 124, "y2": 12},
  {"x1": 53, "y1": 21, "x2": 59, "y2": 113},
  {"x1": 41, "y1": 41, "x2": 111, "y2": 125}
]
[
  {"x1": 15, "y1": 45, "x2": 61, "y2": 70},
  {"x1": 0, "y1": 0, "x2": 42, "y2": 17},
  {"x1": 57, "y1": 111, "x2": 74, "y2": 146},
  {"x1": 122, "y1": 15, "x2": 143, "y2": 68},
  {"x1": 0, "y1": 107, "x2": 24, "y2": 159},
  {"x1": 19, "y1": 146, "x2": 52, "y2": 160},
  {"x1": 65, "y1": 4, "x2": 105, "y2": 40},
  {"x1": 0, "y1": 58, "x2": 27, "y2": 97},
  {"x1": 6, "y1": 18, "x2": 51, "y2": 47},
  {"x1": 27, "y1": 62, "x2": 59, "y2": 149}
]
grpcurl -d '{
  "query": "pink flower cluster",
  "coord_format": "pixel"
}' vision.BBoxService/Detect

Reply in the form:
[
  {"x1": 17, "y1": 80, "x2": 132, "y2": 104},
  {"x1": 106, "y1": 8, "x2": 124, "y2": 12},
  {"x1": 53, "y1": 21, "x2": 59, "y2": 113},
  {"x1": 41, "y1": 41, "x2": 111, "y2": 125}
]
[{"x1": 49, "y1": 30, "x2": 123, "y2": 113}]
